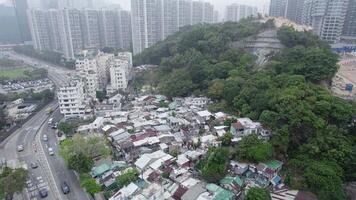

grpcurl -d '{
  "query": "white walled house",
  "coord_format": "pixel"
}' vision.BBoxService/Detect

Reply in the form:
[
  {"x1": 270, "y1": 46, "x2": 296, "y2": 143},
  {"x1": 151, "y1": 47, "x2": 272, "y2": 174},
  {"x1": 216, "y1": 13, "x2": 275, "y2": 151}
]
[
  {"x1": 57, "y1": 79, "x2": 89, "y2": 119},
  {"x1": 109, "y1": 53, "x2": 132, "y2": 92}
]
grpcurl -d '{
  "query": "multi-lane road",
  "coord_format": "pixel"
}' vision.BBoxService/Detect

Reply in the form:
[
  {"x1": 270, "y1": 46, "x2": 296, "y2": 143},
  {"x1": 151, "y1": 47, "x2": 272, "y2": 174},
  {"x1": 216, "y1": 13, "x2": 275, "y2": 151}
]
[{"x1": 0, "y1": 52, "x2": 90, "y2": 200}]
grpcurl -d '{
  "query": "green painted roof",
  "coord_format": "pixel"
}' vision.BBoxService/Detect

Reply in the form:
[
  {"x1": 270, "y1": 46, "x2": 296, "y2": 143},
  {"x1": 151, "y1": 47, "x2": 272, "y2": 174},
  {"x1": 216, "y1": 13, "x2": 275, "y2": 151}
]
[
  {"x1": 265, "y1": 160, "x2": 283, "y2": 170},
  {"x1": 220, "y1": 176, "x2": 234, "y2": 185},
  {"x1": 233, "y1": 176, "x2": 243, "y2": 187},
  {"x1": 213, "y1": 189, "x2": 234, "y2": 200},
  {"x1": 134, "y1": 179, "x2": 148, "y2": 189},
  {"x1": 91, "y1": 164, "x2": 110, "y2": 177},
  {"x1": 220, "y1": 176, "x2": 243, "y2": 187},
  {"x1": 206, "y1": 183, "x2": 220, "y2": 193}
]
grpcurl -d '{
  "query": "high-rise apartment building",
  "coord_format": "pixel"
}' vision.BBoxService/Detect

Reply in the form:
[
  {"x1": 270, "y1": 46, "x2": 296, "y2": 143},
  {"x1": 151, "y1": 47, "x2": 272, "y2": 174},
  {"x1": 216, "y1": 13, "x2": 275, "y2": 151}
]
[
  {"x1": 286, "y1": 0, "x2": 305, "y2": 23},
  {"x1": 225, "y1": 4, "x2": 258, "y2": 22},
  {"x1": 342, "y1": 0, "x2": 356, "y2": 40},
  {"x1": 27, "y1": 9, "x2": 52, "y2": 50},
  {"x1": 131, "y1": 0, "x2": 216, "y2": 55},
  {"x1": 12, "y1": 0, "x2": 32, "y2": 42},
  {"x1": 27, "y1": 8, "x2": 132, "y2": 59},
  {"x1": 269, "y1": 0, "x2": 287, "y2": 17}
]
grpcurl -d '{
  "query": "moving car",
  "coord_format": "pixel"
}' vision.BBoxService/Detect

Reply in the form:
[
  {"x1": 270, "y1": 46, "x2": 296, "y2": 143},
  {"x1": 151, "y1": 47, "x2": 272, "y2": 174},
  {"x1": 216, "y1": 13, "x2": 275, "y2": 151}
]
[
  {"x1": 39, "y1": 188, "x2": 48, "y2": 198},
  {"x1": 61, "y1": 182, "x2": 70, "y2": 194},
  {"x1": 48, "y1": 147, "x2": 54, "y2": 156},
  {"x1": 17, "y1": 144, "x2": 24, "y2": 152}
]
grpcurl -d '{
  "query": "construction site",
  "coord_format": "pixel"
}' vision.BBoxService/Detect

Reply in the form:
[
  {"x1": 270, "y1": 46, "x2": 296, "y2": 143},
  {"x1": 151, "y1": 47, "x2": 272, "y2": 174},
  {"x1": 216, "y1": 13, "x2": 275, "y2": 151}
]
[{"x1": 332, "y1": 53, "x2": 356, "y2": 101}]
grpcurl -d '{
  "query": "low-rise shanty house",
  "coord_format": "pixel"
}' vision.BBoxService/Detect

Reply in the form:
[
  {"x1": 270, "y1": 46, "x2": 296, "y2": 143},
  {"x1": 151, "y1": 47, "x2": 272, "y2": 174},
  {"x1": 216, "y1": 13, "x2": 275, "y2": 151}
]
[
  {"x1": 196, "y1": 110, "x2": 212, "y2": 124},
  {"x1": 91, "y1": 163, "x2": 114, "y2": 183},
  {"x1": 110, "y1": 129, "x2": 131, "y2": 144},
  {"x1": 184, "y1": 97, "x2": 209, "y2": 108},
  {"x1": 184, "y1": 150, "x2": 204, "y2": 161},
  {"x1": 230, "y1": 118, "x2": 261, "y2": 137},
  {"x1": 102, "y1": 124, "x2": 117, "y2": 135},
  {"x1": 219, "y1": 176, "x2": 244, "y2": 195},
  {"x1": 95, "y1": 104, "x2": 121, "y2": 117},
  {"x1": 108, "y1": 93, "x2": 123, "y2": 107},
  {"x1": 78, "y1": 117, "x2": 107, "y2": 133},
  {"x1": 109, "y1": 182, "x2": 140, "y2": 200},
  {"x1": 194, "y1": 135, "x2": 220, "y2": 148},
  {"x1": 154, "y1": 124, "x2": 172, "y2": 134},
  {"x1": 158, "y1": 133, "x2": 176, "y2": 144},
  {"x1": 172, "y1": 185, "x2": 188, "y2": 200},
  {"x1": 264, "y1": 160, "x2": 283, "y2": 173},
  {"x1": 214, "y1": 112, "x2": 228, "y2": 122},
  {"x1": 213, "y1": 126, "x2": 228, "y2": 137},
  {"x1": 206, "y1": 183, "x2": 234, "y2": 200},
  {"x1": 134, "y1": 150, "x2": 174, "y2": 171},
  {"x1": 177, "y1": 154, "x2": 191, "y2": 168},
  {"x1": 181, "y1": 183, "x2": 207, "y2": 200},
  {"x1": 132, "y1": 183, "x2": 165, "y2": 199},
  {"x1": 230, "y1": 161, "x2": 249, "y2": 175}
]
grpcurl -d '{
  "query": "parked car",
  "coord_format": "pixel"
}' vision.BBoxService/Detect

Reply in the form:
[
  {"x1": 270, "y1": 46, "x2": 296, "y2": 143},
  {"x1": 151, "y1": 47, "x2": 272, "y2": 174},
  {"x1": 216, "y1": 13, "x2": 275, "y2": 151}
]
[
  {"x1": 43, "y1": 134, "x2": 48, "y2": 141},
  {"x1": 48, "y1": 147, "x2": 54, "y2": 156},
  {"x1": 51, "y1": 122, "x2": 58, "y2": 129},
  {"x1": 39, "y1": 188, "x2": 48, "y2": 198},
  {"x1": 17, "y1": 144, "x2": 24, "y2": 152},
  {"x1": 48, "y1": 118, "x2": 53, "y2": 124},
  {"x1": 61, "y1": 182, "x2": 70, "y2": 194},
  {"x1": 30, "y1": 162, "x2": 38, "y2": 169}
]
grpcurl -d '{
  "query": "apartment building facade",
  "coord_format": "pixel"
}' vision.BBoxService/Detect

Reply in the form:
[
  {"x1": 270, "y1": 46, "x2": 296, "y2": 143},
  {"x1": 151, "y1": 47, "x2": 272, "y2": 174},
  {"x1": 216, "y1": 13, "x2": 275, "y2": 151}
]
[
  {"x1": 225, "y1": 4, "x2": 258, "y2": 22},
  {"x1": 131, "y1": 0, "x2": 216, "y2": 55},
  {"x1": 58, "y1": 79, "x2": 88, "y2": 118},
  {"x1": 109, "y1": 52, "x2": 132, "y2": 92},
  {"x1": 27, "y1": 8, "x2": 131, "y2": 59}
]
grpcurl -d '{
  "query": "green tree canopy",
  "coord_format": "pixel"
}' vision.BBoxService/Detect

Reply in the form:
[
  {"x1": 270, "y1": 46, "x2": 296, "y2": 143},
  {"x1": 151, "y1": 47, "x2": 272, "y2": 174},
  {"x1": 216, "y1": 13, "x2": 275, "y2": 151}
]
[
  {"x1": 0, "y1": 167, "x2": 28, "y2": 197},
  {"x1": 245, "y1": 187, "x2": 271, "y2": 200},
  {"x1": 60, "y1": 134, "x2": 111, "y2": 173},
  {"x1": 116, "y1": 169, "x2": 139, "y2": 188}
]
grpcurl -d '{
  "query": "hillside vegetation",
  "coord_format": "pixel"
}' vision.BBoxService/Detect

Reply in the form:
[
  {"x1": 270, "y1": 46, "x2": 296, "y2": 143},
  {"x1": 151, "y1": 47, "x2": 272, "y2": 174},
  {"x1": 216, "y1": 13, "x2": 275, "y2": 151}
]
[{"x1": 133, "y1": 20, "x2": 356, "y2": 199}]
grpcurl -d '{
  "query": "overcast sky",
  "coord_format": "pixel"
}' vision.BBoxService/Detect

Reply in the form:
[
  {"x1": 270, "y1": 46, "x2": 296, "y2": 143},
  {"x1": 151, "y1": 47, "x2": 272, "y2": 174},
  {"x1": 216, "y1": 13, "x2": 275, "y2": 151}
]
[{"x1": 0, "y1": 0, "x2": 270, "y2": 17}]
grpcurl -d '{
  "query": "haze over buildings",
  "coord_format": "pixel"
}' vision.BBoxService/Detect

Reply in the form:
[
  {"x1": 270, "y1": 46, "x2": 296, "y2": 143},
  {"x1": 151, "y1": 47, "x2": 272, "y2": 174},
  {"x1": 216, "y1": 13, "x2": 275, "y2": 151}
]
[{"x1": 269, "y1": 0, "x2": 356, "y2": 43}]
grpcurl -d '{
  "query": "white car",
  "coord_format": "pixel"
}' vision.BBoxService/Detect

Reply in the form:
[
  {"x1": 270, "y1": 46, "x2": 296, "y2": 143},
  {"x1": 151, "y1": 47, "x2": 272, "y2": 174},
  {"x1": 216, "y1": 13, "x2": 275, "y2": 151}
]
[
  {"x1": 17, "y1": 144, "x2": 24, "y2": 152},
  {"x1": 43, "y1": 134, "x2": 48, "y2": 141},
  {"x1": 48, "y1": 147, "x2": 54, "y2": 156}
]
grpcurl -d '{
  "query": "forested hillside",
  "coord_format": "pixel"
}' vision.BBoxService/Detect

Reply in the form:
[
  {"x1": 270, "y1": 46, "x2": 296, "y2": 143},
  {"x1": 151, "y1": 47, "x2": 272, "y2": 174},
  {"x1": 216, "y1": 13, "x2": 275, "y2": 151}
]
[{"x1": 133, "y1": 19, "x2": 356, "y2": 199}]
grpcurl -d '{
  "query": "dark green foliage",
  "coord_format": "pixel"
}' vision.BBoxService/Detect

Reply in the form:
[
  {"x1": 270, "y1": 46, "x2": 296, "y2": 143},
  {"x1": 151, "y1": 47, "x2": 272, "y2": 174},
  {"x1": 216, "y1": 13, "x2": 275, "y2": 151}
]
[
  {"x1": 304, "y1": 161, "x2": 345, "y2": 200},
  {"x1": 116, "y1": 169, "x2": 139, "y2": 188},
  {"x1": 277, "y1": 26, "x2": 326, "y2": 48},
  {"x1": 236, "y1": 134, "x2": 273, "y2": 162},
  {"x1": 219, "y1": 132, "x2": 233, "y2": 146},
  {"x1": 68, "y1": 153, "x2": 94, "y2": 173},
  {"x1": 0, "y1": 167, "x2": 28, "y2": 197},
  {"x1": 80, "y1": 174, "x2": 102, "y2": 195},
  {"x1": 158, "y1": 69, "x2": 194, "y2": 97},
  {"x1": 134, "y1": 20, "x2": 262, "y2": 96},
  {"x1": 245, "y1": 187, "x2": 271, "y2": 200},
  {"x1": 58, "y1": 122, "x2": 75, "y2": 134},
  {"x1": 198, "y1": 148, "x2": 229, "y2": 183},
  {"x1": 96, "y1": 90, "x2": 107, "y2": 103}
]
